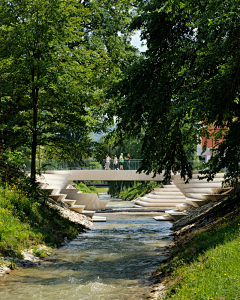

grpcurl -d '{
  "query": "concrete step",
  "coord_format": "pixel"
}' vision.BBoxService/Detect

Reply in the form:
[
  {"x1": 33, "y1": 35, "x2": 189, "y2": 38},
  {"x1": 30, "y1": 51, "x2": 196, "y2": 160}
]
[
  {"x1": 174, "y1": 178, "x2": 224, "y2": 184},
  {"x1": 139, "y1": 197, "x2": 185, "y2": 203},
  {"x1": 154, "y1": 187, "x2": 179, "y2": 192},
  {"x1": 154, "y1": 215, "x2": 173, "y2": 221},
  {"x1": 134, "y1": 200, "x2": 183, "y2": 207},
  {"x1": 82, "y1": 210, "x2": 95, "y2": 218},
  {"x1": 184, "y1": 193, "x2": 228, "y2": 201},
  {"x1": 44, "y1": 188, "x2": 59, "y2": 195},
  {"x1": 165, "y1": 211, "x2": 188, "y2": 221},
  {"x1": 69, "y1": 205, "x2": 85, "y2": 213},
  {"x1": 186, "y1": 198, "x2": 209, "y2": 208},
  {"x1": 162, "y1": 184, "x2": 177, "y2": 188},
  {"x1": 38, "y1": 174, "x2": 70, "y2": 190},
  {"x1": 154, "y1": 191, "x2": 184, "y2": 195},
  {"x1": 49, "y1": 194, "x2": 67, "y2": 202},
  {"x1": 176, "y1": 203, "x2": 191, "y2": 211},
  {"x1": 62, "y1": 199, "x2": 76, "y2": 206},
  {"x1": 175, "y1": 182, "x2": 224, "y2": 188},
  {"x1": 176, "y1": 187, "x2": 230, "y2": 194},
  {"x1": 92, "y1": 216, "x2": 106, "y2": 222},
  {"x1": 60, "y1": 188, "x2": 79, "y2": 198},
  {"x1": 145, "y1": 194, "x2": 185, "y2": 199}
]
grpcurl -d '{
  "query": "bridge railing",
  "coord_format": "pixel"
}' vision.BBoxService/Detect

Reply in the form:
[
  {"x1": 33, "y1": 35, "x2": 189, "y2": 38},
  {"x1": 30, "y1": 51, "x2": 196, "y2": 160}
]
[
  {"x1": 102, "y1": 159, "x2": 142, "y2": 170},
  {"x1": 24, "y1": 159, "x2": 103, "y2": 171},
  {"x1": 24, "y1": 159, "x2": 143, "y2": 171},
  {"x1": 24, "y1": 159, "x2": 208, "y2": 172}
]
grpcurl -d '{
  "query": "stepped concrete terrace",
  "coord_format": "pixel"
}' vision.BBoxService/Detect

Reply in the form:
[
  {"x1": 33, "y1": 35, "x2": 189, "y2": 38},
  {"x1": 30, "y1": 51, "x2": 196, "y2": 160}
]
[
  {"x1": 154, "y1": 173, "x2": 232, "y2": 222},
  {"x1": 134, "y1": 182, "x2": 186, "y2": 208},
  {"x1": 37, "y1": 173, "x2": 108, "y2": 221}
]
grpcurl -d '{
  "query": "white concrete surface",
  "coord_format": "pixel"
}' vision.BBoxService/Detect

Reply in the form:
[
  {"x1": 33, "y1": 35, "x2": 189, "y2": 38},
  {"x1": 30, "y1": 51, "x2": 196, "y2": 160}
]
[
  {"x1": 69, "y1": 205, "x2": 85, "y2": 213},
  {"x1": 45, "y1": 170, "x2": 164, "y2": 182}
]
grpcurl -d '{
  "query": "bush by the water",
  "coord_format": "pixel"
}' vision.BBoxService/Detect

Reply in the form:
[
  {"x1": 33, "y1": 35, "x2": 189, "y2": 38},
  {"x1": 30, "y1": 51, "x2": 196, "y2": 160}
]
[
  {"x1": 74, "y1": 182, "x2": 98, "y2": 194},
  {"x1": 0, "y1": 178, "x2": 84, "y2": 258},
  {"x1": 108, "y1": 181, "x2": 162, "y2": 200}
]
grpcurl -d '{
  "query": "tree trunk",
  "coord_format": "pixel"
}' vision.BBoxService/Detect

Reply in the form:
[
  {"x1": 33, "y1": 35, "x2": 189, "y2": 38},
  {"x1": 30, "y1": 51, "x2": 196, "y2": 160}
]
[
  {"x1": 30, "y1": 128, "x2": 37, "y2": 185},
  {"x1": 30, "y1": 68, "x2": 39, "y2": 186}
]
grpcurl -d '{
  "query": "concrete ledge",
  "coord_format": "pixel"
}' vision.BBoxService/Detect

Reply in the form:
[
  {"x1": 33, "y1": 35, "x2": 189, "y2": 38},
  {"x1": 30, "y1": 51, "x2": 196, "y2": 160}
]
[
  {"x1": 45, "y1": 170, "x2": 164, "y2": 181},
  {"x1": 154, "y1": 215, "x2": 173, "y2": 221}
]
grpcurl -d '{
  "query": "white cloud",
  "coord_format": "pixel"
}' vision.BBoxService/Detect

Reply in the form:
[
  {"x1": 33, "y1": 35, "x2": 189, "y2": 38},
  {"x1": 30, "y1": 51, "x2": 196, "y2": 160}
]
[{"x1": 131, "y1": 31, "x2": 147, "y2": 52}]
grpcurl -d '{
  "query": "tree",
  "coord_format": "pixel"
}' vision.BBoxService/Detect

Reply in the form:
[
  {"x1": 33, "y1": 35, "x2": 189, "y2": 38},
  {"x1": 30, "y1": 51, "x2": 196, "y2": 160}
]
[
  {"x1": 0, "y1": 0, "x2": 138, "y2": 184},
  {"x1": 107, "y1": 0, "x2": 240, "y2": 184}
]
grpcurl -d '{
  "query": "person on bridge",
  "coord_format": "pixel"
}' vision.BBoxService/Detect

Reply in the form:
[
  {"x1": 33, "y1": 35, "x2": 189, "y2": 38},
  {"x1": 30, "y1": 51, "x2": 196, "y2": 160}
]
[
  {"x1": 105, "y1": 154, "x2": 111, "y2": 170},
  {"x1": 119, "y1": 153, "x2": 124, "y2": 170},
  {"x1": 113, "y1": 155, "x2": 118, "y2": 170},
  {"x1": 125, "y1": 153, "x2": 131, "y2": 170}
]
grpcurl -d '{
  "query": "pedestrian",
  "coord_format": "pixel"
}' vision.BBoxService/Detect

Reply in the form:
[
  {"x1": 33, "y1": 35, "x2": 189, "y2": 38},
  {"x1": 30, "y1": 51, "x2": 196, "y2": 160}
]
[
  {"x1": 119, "y1": 153, "x2": 124, "y2": 170},
  {"x1": 125, "y1": 153, "x2": 131, "y2": 170},
  {"x1": 105, "y1": 154, "x2": 111, "y2": 170},
  {"x1": 113, "y1": 155, "x2": 118, "y2": 170}
]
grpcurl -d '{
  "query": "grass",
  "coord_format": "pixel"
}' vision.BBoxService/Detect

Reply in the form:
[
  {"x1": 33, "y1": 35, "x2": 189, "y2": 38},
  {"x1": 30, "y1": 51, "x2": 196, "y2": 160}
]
[
  {"x1": 74, "y1": 182, "x2": 98, "y2": 194},
  {"x1": 156, "y1": 195, "x2": 240, "y2": 299},
  {"x1": 32, "y1": 246, "x2": 53, "y2": 258},
  {"x1": 96, "y1": 187, "x2": 109, "y2": 193},
  {"x1": 0, "y1": 180, "x2": 85, "y2": 259}
]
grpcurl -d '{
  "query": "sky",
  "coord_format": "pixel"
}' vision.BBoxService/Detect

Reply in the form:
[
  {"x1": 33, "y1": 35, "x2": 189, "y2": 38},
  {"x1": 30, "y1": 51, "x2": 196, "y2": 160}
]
[{"x1": 131, "y1": 31, "x2": 147, "y2": 52}]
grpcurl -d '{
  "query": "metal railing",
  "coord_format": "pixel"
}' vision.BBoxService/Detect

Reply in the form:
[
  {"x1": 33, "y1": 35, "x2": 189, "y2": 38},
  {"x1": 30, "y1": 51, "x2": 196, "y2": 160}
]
[
  {"x1": 24, "y1": 159, "x2": 143, "y2": 171},
  {"x1": 25, "y1": 159, "x2": 102, "y2": 171},
  {"x1": 24, "y1": 159, "x2": 211, "y2": 172},
  {"x1": 102, "y1": 159, "x2": 142, "y2": 170}
]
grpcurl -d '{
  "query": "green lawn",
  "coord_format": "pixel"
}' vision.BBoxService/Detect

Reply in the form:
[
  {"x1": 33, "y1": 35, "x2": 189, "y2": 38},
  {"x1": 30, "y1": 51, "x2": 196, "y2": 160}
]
[{"x1": 158, "y1": 196, "x2": 240, "y2": 299}]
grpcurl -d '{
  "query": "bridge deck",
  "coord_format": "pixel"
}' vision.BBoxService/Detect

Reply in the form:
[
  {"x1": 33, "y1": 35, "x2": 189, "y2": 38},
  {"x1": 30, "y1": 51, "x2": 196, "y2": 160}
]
[{"x1": 45, "y1": 170, "x2": 164, "y2": 182}]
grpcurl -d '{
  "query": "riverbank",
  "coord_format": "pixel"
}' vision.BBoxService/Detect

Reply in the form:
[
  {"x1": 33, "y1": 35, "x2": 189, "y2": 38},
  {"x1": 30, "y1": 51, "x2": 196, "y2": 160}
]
[
  {"x1": 149, "y1": 192, "x2": 240, "y2": 299},
  {"x1": 0, "y1": 209, "x2": 172, "y2": 300},
  {"x1": 0, "y1": 185, "x2": 92, "y2": 278}
]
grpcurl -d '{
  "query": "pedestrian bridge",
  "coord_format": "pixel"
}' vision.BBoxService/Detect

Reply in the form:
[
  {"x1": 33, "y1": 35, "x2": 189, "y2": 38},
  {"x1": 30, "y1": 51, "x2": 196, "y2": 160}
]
[{"x1": 45, "y1": 170, "x2": 164, "y2": 182}]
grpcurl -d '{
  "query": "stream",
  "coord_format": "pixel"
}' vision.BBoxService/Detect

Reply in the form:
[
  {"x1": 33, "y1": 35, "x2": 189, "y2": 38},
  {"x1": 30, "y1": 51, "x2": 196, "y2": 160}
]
[{"x1": 0, "y1": 195, "x2": 173, "y2": 300}]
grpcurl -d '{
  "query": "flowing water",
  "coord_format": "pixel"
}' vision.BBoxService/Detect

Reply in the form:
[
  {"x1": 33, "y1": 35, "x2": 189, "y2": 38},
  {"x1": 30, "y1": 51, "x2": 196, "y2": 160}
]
[{"x1": 0, "y1": 196, "x2": 172, "y2": 300}]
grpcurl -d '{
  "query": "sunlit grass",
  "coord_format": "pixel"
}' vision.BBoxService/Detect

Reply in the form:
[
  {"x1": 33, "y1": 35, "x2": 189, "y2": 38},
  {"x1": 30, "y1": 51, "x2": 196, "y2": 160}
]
[
  {"x1": 163, "y1": 213, "x2": 240, "y2": 299},
  {"x1": 0, "y1": 184, "x2": 84, "y2": 258},
  {"x1": 96, "y1": 187, "x2": 109, "y2": 193}
]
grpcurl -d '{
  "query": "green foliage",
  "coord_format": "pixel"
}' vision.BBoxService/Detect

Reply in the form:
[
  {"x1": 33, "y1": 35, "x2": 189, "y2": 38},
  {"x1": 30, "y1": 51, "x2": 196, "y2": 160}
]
[
  {"x1": 107, "y1": 0, "x2": 240, "y2": 184},
  {"x1": 74, "y1": 182, "x2": 98, "y2": 194},
  {"x1": 8, "y1": 260, "x2": 17, "y2": 270},
  {"x1": 0, "y1": 0, "x2": 138, "y2": 183},
  {"x1": 98, "y1": 133, "x2": 144, "y2": 163},
  {"x1": 0, "y1": 183, "x2": 85, "y2": 257},
  {"x1": 96, "y1": 187, "x2": 109, "y2": 194},
  {"x1": 0, "y1": 149, "x2": 27, "y2": 188},
  {"x1": 108, "y1": 181, "x2": 161, "y2": 200},
  {"x1": 32, "y1": 247, "x2": 52, "y2": 259}
]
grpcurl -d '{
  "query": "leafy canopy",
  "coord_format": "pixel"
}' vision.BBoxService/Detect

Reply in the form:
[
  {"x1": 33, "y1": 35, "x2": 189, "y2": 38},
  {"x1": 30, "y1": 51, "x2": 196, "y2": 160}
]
[
  {"x1": 107, "y1": 0, "x2": 240, "y2": 183},
  {"x1": 0, "y1": 0, "x2": 138, "y2": 183}
]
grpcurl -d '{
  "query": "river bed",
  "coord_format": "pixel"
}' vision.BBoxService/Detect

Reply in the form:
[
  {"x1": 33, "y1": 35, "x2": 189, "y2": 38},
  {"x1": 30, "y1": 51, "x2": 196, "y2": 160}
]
[{"x1": 0, "y1": 197, "x2": 172, "y2": 300}]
